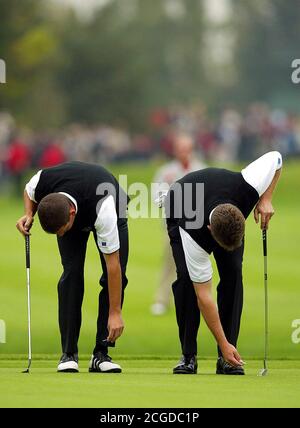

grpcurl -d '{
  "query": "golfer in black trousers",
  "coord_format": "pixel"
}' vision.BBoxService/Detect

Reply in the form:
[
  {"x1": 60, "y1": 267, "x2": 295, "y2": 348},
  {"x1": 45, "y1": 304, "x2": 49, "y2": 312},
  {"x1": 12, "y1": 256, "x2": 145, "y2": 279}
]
[
  {"x1": 17, "y1": 162, "x2": 129, "y2": 373},
  {"x1": 164, "y1": 152, "x2": 282, "y2": 375}
]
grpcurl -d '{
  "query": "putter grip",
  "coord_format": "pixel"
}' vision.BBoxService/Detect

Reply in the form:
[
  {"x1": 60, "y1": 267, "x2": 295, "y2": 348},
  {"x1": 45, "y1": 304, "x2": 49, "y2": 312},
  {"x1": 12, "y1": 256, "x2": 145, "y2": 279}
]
[
  {"x1": 262, "y1": 230, "x2": 267, "y2": 257},
  {"x1": 25, "y1": 235, "x2": 30, "y2": 268}
]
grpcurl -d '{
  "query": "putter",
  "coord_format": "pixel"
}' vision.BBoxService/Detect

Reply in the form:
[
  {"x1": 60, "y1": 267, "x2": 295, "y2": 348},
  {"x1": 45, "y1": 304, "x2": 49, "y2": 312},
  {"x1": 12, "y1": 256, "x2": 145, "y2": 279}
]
[
  {"x1": 23, "y1": 235, "x2": 32, "y2": 374},
  {"x1": 258, "y1": 229, "x2": 268, "y2": 377}
]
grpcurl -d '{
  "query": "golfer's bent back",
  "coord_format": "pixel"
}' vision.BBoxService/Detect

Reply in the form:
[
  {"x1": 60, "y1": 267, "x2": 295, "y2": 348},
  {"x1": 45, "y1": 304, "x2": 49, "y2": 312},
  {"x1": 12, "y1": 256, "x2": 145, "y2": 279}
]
[{"x1": 16, "y1": 162, "x2": 129, "y2": 373}]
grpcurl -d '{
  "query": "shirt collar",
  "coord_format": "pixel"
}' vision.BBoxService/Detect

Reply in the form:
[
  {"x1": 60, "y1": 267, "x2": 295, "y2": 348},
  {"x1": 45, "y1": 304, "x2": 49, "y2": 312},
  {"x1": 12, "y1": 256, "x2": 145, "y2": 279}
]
[
  {"x1": 209, "y1": 208, "x2": 217, "y2": 224},
  {"x1": 59, "y1": 192, "x2": 78, "y2": 213}
]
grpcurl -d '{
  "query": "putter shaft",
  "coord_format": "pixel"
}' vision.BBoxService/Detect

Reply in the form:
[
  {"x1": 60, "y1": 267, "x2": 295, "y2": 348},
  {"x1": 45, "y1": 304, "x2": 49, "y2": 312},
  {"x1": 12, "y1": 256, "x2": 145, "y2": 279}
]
[
  {"x1": 26, "y1": 267, "x2": 32, "y2": 370},
  {"x1": 24, "y1": 236, "x2": 32, "y2": 373},
  {"x1": 259, "y1": 230, "x2": 269, "y2": 376}
]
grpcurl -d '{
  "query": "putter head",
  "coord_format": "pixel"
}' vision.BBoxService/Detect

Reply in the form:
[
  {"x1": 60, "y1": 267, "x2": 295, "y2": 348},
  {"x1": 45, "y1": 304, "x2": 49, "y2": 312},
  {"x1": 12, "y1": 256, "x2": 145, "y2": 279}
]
[
  {"x1": 22, "y1": 359, "x2": 31, "y2": 374},
  {"x1": 258, "y1": 368, "x2": 268, "y2": 377},
  {"x1": 22, "y1": 362, "x2": 31, "y2": 373}
]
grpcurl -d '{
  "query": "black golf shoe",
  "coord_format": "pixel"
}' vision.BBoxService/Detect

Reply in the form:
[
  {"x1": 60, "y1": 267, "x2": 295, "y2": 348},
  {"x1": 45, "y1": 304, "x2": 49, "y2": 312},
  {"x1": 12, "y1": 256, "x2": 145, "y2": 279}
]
[
  {"x1": 57, "y1": 353, "x2": 79, "y2": 373},
  {"x1": 173, "y1": 355, "x2": 198, "y2": 374},
  {"x1": 216, "y1": 357, "x2": 245, "y2": 376},
  {"x1": 89, "y1": 351, "x2": 122, "y2": 373}
]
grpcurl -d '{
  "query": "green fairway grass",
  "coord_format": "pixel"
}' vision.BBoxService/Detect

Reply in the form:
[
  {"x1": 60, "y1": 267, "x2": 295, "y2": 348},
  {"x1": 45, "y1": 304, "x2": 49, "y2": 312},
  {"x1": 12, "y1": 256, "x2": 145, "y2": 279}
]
[
  {"x1": 0, "y1": 160, "x2": 299, "y2": 361},
  {"x1": 0, "y1": 358, "x2": 299, "y2": 408}
]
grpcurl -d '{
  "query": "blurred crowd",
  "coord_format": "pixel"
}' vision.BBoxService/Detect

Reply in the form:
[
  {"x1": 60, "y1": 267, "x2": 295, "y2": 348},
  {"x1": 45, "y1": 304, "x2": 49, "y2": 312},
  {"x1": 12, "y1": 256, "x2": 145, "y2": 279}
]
[
  {"x1": 1, "y1": 103, "x2": 300, "y2": 194},
  {"x1": 150, "y1": 103, "x2": 300, "y2": 162}
]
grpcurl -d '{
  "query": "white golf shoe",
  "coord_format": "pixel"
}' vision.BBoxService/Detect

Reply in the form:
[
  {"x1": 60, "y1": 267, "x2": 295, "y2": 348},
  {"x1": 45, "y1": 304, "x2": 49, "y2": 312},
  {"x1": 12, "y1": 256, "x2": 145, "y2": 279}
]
[{"x1": 89, "y1": 352, "x2": 122, "y2": 373}]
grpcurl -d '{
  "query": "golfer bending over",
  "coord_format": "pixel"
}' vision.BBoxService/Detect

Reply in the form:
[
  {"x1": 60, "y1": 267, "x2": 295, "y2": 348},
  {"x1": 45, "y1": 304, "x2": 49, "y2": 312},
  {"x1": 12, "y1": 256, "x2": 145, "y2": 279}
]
[
  {"x1": 165, "y1": 152, "x2": 282, "y2": 375},
  {"x1": 17, "y1": 162, "x2": 129, "y2": 373}
]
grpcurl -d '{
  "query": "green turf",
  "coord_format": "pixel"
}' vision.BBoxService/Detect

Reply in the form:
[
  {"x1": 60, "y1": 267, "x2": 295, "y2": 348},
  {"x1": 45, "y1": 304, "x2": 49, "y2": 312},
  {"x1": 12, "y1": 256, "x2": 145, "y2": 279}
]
[
  {"x1": 0, "y1": 359, "x2": 299, "y2": 408},
  {"x1": 0, "y1": 160, "x2": 300, "y2": 361}
]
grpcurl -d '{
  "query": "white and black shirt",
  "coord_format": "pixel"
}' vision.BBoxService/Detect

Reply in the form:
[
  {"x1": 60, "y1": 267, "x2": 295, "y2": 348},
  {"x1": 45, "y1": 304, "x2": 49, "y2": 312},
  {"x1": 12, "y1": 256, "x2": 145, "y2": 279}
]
[
  {"x1": 172, "y1": 151, "x2": 282, "y2": 284},
  {"x1": 25, "y1": 162, "x2": 128, "y2": 254}
]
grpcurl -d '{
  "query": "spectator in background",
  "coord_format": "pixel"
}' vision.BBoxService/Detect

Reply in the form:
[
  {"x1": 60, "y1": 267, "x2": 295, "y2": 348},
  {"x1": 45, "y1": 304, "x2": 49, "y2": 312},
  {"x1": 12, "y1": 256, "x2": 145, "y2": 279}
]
[
  {"x1": 195, "y1": 120, "x2": 217, "y2": 161},
  {"x1": 6, "y1": 137, "x2": 31, "y2": 195},
  {"x1": 39, "y1": 140, "x2": 66, "y2": 168},
  {"x1": 239, "y1": 103, "x2": 270, "y2": 161},
  {"x1": 0, "y1": 113, "x2": 15, "y2": 186},
  {"x1": 218, "y1": 108, "x2": 242, "y2": 162},
  {"x1": 1, "y1": 101, "x2": 299, "y2": 197},
  {"x1": 151, "y1": 133, "x2": 206, "y2": 316}
]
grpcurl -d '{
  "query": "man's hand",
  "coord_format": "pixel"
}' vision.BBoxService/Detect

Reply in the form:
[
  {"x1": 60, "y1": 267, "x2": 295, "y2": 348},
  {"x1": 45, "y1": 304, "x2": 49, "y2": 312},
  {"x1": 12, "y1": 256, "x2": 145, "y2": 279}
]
[
  {"x1": 16, "y1": 215, "x2": 34, "y2": 236},
  {"x1": 17, "y1": 191, "x2": 38, "y2": 236},
  {"x1": 254, "y1": 198, "x2": 275, "y2": 230},
  {"x1": 107, "y1": 311, "x2": 124, "y2": 343},
  {"x1": 103, "y1": 251, "x2": 124, "y2": 343},
  {"x1": 220, "y1": 343, "x2": 244, "y2": 367}
]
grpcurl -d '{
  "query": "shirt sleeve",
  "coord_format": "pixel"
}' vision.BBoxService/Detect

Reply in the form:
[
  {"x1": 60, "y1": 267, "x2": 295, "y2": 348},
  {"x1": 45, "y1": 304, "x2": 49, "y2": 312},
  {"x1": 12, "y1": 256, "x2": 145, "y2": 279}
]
[
  {"x1": 95, "y1": 195, "x2": 120, "y2": 255},
  {"x1": 179, "y1": 227, "x2": 213, "y2": 284},
  {"x1": 241, "y1": 151, "x2": 282, "y2": 197},
  {"x1": 25, "y1": 170, "x2": 42, "y2": 203}
]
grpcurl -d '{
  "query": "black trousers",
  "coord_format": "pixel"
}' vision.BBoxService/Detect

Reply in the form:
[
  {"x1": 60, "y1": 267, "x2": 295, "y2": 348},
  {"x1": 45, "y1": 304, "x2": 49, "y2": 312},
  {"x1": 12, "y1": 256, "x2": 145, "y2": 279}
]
[
  {"x1": 167, "y1": 219, "x2": 244, "y2": 357},
  {"x1": 57, "y1": 220, "x2": 128, "y2": 355}
]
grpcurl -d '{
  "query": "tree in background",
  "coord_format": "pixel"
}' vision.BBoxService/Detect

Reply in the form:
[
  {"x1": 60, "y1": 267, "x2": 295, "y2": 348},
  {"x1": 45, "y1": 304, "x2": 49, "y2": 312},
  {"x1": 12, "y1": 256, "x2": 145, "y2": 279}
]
[
  {"x1": 228, "y1": 0, "x2": 300, "y2": 110},
  {"x1": 1, "y1": 0, "x2": 300, "y2": 130},
  {"x1": 58, "y1": 0, "x2": 206, "y2": 130},
  {"x1": 0, "y1": 0, "x2": 66, "y2": 128},
  {"x1": 57, "y1": 0, "x2": 149, "y2": 130},
  {"x1": 0, "y1": 0, "x2": 207, "y2": 131}
]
